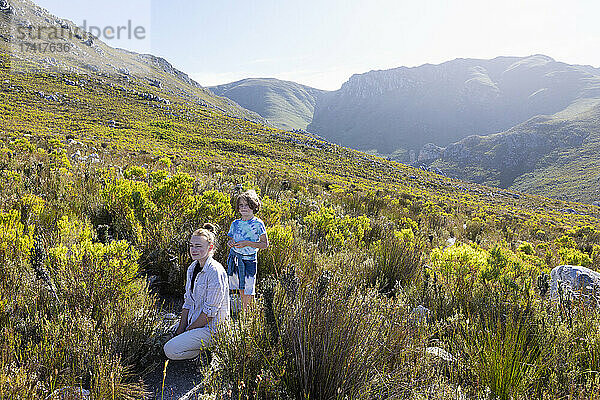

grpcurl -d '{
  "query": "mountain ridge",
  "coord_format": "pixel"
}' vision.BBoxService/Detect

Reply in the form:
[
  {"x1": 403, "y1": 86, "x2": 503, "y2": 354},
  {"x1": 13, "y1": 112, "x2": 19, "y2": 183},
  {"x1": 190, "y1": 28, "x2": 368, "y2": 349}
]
[
  {"x1": 1, "y1": 0, "x2": 268, "y2": 123},
  {"x1": 209, "y1": 78, "x2": 326, "y2": 130}
]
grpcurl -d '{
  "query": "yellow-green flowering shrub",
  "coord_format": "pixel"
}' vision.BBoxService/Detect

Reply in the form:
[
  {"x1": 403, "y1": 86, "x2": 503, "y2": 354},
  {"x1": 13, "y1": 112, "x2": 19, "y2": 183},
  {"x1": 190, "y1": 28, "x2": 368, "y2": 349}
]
[
  {"x1": 157, "y1": 156, "x2": 172, "y2": 169},
  {"x1": 260, "y1": 195, "x2": 291, "y2": 226},
  {"x1": 517, "y1": 241, "x2": 535, "y2": 256},
  {"x1": 304, "y1": 207, "x2": 370, "y2": 250},
  {"x1": 558, "y1": 247, "x2": 592, "y2": 268},
  {"x1": 189, "y1": 189, "x2": 234, "y2": 230},
  {"x1": 149, "y1": 169, "x2": 169, "y2": 185},
  {"x1": 258, "y1": 224, "x2": 296, "y2": 277},
  {"x1": 429, "y1": 243, "x2": 487, "y2": 299},
  {"x1": 0, "y1": 210, "x2": 33, "y2": 263},
  {"x1": 123, "y1": 165, "x2": 147, "y2": 180},
  {"x1": 102, "y1": 178, "x2": 153, "y2": 243},
  {"x1": 484, "y1": 245, "x2": 536, "y2": 296},
  {"x1": 555, "y1": 235, "x2": 577, "y2": 249}
]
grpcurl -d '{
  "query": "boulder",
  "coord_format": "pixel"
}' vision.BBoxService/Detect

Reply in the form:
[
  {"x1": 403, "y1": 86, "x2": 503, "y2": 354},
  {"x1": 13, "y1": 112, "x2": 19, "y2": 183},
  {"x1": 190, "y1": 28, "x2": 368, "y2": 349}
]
[
  {"x1": 550, "y1": 265, "x2": 600, "y2": 299},
  {"x1": 0, "y1": 0, "x2": 12, "y2": 14},
  {"x1": 148, "y1": 78, "x2": 162, "y2": 88}
]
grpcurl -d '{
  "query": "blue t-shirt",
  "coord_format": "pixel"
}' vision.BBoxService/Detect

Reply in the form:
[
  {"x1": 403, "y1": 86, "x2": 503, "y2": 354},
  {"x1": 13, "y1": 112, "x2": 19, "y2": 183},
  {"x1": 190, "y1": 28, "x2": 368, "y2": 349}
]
[{"x1": 228, "y1": 217, "x2": 267, "y2": 257}]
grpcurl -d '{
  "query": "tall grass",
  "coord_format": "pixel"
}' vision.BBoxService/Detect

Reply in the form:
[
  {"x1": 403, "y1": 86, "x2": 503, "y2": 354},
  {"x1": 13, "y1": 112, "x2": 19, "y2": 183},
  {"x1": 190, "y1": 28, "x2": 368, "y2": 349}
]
[
  {"x1": 459, "y1": 308, "x2": 549, "y2": 400},
  {"x1": 202, "y1": 298, "x2": 288, "y2": 399},
  {"x1": 363, "y1": 228, "x2": 423, "y2": 295}
]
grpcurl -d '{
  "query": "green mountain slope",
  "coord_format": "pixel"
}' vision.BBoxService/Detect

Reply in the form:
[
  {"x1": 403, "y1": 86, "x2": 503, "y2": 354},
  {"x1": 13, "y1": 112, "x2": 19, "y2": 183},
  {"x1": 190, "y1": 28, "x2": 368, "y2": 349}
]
[
  {"x1": 308, "y1": 55, "x2": 599, "y2": 162},
  {"x1": 210, "y1": 78, "x2": 326, "y2": 130},
  {"x1": 0, "y1": 0, "x2": 266, "y2": 122},
  {"x1": 427, "y1": 98, "x2": 600, "y2": 203}
]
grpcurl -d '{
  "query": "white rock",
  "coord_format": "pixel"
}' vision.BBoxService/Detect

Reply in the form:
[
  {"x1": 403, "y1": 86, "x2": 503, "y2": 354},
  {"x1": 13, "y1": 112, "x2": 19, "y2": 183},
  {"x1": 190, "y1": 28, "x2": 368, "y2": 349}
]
[
  {"x1": 550, "y1": 265, "x2": 600, "y2": 299},
  {"x1": 426, "y1": 346, "x2": 456, "y2": 362},
  {"x1": 410, "y1": 305, "x2": 431, "y2": 324},
  {"x1": 50, "y1": 387, "x2": 90, "y2": 399},
  {"x1": 446, "y1": 237, "x2": 456, "y2": 246}
]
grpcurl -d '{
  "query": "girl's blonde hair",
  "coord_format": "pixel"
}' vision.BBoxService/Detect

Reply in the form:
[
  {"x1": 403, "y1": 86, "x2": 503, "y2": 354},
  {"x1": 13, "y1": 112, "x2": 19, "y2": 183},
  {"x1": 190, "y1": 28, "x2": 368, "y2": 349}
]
[{"x1": 192, "y1": 223, "x2": 217, "y2": 247}]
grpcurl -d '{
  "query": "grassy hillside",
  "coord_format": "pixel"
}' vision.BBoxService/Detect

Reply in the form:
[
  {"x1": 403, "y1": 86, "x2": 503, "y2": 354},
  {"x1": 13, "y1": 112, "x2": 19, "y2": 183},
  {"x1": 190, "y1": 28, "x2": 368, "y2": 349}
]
[
  {"x1": 428, "y1": 99, "x2": 600, "y2": 203},
  {"x1": 210, "y1": 78, "x2": 325, "y2": 131},
  {"x1": 3, "y1": 46, "x2": 600, "y2": 398},
  {"x1": 1, "y1": 0, "x2": 265, "y2": 122},
  {"x1": 2, "y1": 2, "x2": 600, "y2": 399}
]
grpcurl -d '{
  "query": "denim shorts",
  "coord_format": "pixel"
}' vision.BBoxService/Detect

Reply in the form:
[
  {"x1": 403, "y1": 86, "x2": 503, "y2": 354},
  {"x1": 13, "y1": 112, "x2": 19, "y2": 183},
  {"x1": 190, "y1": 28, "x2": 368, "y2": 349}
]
[{"x1": 227, "y1": 252, "x2": 257, "y2": 296}]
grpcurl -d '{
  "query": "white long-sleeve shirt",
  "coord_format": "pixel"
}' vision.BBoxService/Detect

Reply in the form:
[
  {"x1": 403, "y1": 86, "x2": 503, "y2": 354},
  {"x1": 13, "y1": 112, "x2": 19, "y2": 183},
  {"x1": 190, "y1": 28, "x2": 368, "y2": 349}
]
[{"x1": 182, "y1": 256, "x2": 230, "y2": 330}]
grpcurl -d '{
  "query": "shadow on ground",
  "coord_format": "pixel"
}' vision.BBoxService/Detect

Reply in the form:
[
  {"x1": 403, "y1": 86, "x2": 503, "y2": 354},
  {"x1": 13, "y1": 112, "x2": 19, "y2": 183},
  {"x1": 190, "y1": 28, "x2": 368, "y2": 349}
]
[{"x1": 144, "y1": 358, "x2": 204, "y2": 400}]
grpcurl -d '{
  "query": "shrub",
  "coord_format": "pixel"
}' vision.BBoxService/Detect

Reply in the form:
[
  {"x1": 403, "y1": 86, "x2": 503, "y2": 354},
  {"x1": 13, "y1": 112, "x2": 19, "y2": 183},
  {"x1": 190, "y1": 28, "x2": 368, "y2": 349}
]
[
  {"x1": 203, "y1": 300, "x2": 288, "y2": 399},
  {"x1": 258, "y1": 224, "x2": 297, "y2": 278},
  {"x1": 465, "y1": 217, "x2": 485, "y2": 242},
  {"x1": 102, "y1": 177, "x2": 153, "y2": 244},
  {"x1": 123, "y1": 165, "x2": 147, "y2": 180},
  {"x1": 428, "y1": 243, "x2": 487, "y2": 303},
  {"x1": 47, "y1": 216, "x2": 159, "y2": 363},
  {"x1": 275, "y1": 274, "x2": 410, "y2": 399},
  {"x1": 459, "y1": 309, "x2": 550, "y2": 400},
  {"x1": 517, "y1": 241, "x2": 535, "y2": 256},
  {"x1": 365, "y1": 228, "x2": 423, "y2": 294},
  {"x1": 304, "y1": 206, "x2": 370, "y2": 250},
  {"x1": 558, "y1": 247, "x2": 592, "y2": 268},
  {"x1": 0, "y1": 210, "x2": 34, "y2": 263},
  {"x1": 188, "y1": 190, "x2": 233, "y2": 234}
]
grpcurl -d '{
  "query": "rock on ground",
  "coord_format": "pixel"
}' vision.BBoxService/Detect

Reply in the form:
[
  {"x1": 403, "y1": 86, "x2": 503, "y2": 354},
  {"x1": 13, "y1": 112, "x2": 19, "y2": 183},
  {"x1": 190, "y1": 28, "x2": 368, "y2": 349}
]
[{"x1": 550, "y1": 264, "x2": 600, "y2": 299}]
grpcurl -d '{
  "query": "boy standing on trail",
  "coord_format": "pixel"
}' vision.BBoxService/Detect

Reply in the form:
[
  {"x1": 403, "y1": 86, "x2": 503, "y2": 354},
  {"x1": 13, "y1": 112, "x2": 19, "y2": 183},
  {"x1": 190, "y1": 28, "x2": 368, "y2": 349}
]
[{"x1": 227, "y1": 189, "x2": 269, "y2": 311}]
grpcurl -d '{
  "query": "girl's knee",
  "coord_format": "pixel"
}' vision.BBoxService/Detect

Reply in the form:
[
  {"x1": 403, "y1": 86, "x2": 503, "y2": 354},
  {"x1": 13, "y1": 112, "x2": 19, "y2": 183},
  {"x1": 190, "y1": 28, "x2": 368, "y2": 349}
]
[{"x1": 163, "y1": 337, "x2": 184, "y2": 360}]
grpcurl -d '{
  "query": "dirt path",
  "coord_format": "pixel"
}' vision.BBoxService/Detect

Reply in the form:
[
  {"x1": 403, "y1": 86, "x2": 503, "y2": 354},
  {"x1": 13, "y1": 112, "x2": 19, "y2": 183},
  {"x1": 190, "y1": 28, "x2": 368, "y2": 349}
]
[{"x1": 143, "y1": 359, "x2": 204, "y2": 400}]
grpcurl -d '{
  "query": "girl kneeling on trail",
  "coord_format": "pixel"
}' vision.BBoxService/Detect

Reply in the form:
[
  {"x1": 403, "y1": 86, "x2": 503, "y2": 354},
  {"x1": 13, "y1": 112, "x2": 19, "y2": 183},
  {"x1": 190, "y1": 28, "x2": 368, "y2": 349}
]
[{"x1": 163, "y1": 223, "x2": 230, "y2": 360}]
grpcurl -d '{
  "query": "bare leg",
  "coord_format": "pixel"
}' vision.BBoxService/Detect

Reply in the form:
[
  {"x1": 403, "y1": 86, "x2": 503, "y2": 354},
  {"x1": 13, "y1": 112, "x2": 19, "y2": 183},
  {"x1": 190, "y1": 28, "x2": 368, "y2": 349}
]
[{"x1": 239, "y1": 290, "x2": 254, "y2": 311}]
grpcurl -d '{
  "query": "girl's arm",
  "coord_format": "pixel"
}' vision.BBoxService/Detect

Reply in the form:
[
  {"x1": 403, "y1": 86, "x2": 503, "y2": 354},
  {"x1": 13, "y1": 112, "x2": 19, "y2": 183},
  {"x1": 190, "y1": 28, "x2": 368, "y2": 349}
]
[
  {"x1": 186, "y1": 312, "x2": 212, "y2": 330},
  {"x1": 175, "y1": 308, "x2": 190, "y2": 335}
]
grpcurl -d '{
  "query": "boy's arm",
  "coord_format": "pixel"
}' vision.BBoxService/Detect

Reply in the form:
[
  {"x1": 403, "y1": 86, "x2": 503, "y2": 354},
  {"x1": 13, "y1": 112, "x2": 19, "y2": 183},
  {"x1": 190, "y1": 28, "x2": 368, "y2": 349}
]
[
  {"x1": 227, "y1": 223, "x2": 235, "y2": 248},
  {"x1": 233, "y1": 233, "x2": 269, "y2": 249}
]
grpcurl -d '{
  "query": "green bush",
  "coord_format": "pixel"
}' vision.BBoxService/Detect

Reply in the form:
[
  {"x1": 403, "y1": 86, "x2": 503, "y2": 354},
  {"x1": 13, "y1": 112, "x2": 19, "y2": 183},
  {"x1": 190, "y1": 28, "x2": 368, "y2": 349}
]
[
  {"x1": 123, "y1": 165, "x2": 147, "y2": 180},
  {"x1": 258, "y1": 224, "x2": 297, "y2": 278},
  {"x1": 365, "y1": 228, "x2": 423, "y2": 294},
  {"x1": 517, "y1": 241, "x2": 535, "y2": 256},
  {"x1": 304, "y1": 206, "x2": 370, "y2": 250},
  {"x1": 275, "y1": 274, "x2": 412, "y2": 399},
  {"x1": 558, "y1": 247, "x2": 592, "y2": 268},
  {"x1": 203, "y1": 300, "x2": 288, "y2": 399},
  {"x1": 459, "y1": 309, "x2": 549, "y2": 400},
  {"x1": 428, "y1": 243, "x2": 487, "y2": 302}
]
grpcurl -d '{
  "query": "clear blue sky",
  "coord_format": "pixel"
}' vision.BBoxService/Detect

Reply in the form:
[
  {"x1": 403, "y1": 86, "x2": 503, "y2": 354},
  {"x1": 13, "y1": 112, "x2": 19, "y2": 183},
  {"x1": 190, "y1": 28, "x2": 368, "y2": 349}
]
[{"x1": 35, "y1": 0, "x2": 600, "y2": 90}]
